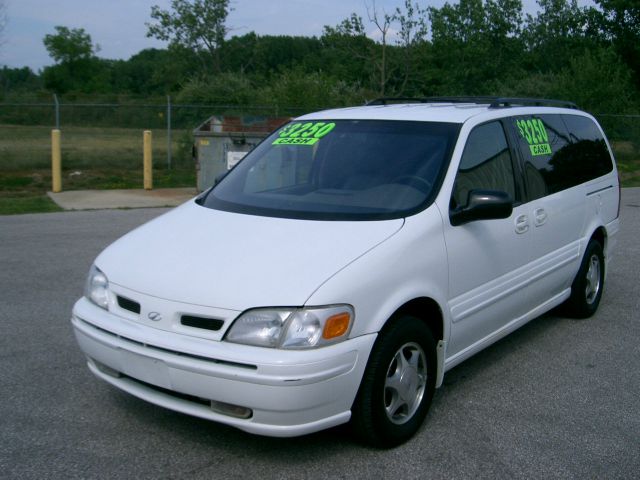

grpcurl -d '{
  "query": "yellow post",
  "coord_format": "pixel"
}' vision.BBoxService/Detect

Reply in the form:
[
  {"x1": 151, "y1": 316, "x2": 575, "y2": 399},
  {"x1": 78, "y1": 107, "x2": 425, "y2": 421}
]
[
  {"x1": 51, "y1": 129, "x2": 62, "y2": 193},
  {"x1": 143, "y1": 130, "x2": 153, "y2": 190}
]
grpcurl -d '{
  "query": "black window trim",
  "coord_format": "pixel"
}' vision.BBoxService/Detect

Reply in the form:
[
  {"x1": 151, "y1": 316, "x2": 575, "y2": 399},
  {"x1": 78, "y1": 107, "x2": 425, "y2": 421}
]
[
  {"x1": 506, "y1": 112, "x2": 615, "y2": 202},
  {"x1": 449, "y1": 118, "x2": 524, "y2": 214},
  {"x1": 499, "y1": 117, "x2": 526, "y2": 208},
  {"x1": 200, "y1": 119, "x2": 463, "y2": 222},
  {"x1": 506, "y1": 112, "x2": 570, "y2": 202},
  {"x1": 560, "y1": 113, "x2": 615, "y2": 179}
]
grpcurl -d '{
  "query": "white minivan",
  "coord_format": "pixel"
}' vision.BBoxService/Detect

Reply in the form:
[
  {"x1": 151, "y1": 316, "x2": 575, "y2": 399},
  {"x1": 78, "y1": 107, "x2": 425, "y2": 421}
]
[{"x1": 72, "y1": 98, "x2": 620, "y2": 447}]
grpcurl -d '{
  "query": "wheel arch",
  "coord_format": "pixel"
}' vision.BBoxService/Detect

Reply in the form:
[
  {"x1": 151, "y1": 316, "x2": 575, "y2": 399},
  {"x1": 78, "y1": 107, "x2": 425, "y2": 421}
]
[
  {"x1": 350, "y1": 310, "x2": 439, "y2": 446},
  {"x1": 390, "y1": 297, "x2": 444, "y2": 343},
  {"x1": 589, "y1": 226, "x2": 608, "y2": 276},
  {"x1": 384, "y1": 297, "x2": 447, "y2": 389},
  {"x1": 590, "y1": 226, "x2": 607, "y2": 251}
]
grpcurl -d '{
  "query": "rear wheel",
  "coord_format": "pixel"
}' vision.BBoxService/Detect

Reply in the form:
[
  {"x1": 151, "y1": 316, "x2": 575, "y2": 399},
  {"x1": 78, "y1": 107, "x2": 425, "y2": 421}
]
[
  {"x1": 562, "y1": 239, "x2": 605, "y2": 318},
  {"x1": 351, "y1": 315, "x2": 436, "y2": 448}
]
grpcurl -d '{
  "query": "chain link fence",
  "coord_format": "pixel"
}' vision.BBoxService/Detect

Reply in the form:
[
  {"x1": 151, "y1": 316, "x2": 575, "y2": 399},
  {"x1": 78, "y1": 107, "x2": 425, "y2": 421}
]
[
  {"x1": 0, "y1": 95, "x2": 310, "y2": 173},
  {"x1": 0, "y1": 95, "x2": 638, "y2": 185},
  {"x1": 596, "y1": 114, "x2": 640, "y2": 186}
]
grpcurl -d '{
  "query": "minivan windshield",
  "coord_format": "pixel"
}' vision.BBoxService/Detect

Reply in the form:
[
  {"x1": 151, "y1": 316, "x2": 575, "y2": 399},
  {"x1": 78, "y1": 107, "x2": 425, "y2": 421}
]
[{"x1": 200, "y1": 120, "x2": 460, "y2": 220}]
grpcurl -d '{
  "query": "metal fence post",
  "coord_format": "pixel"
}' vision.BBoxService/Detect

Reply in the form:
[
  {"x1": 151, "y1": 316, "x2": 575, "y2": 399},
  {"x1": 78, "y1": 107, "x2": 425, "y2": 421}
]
[{"x1": 167, "y1": 95, "x2": 172, "y2": 170}]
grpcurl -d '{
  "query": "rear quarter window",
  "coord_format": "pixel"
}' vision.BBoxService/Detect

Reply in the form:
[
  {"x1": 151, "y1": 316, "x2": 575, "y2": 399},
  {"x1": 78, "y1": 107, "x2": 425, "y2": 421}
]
[
  {"x1": 511, "y1": 114, "x2": 614, "y2": 200},
  {"x1": 513, "y1": 114, "x2": 571, "y2": 199},
  {"x1": 561, "y1": 114, "x2": 614, "y2": 183}
]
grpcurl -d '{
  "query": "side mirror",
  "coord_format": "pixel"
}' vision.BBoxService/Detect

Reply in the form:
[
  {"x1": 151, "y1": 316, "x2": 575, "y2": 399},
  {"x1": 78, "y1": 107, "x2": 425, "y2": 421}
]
[{"x1": 450, "y1": 190, "x2": 513, "y2": 226}]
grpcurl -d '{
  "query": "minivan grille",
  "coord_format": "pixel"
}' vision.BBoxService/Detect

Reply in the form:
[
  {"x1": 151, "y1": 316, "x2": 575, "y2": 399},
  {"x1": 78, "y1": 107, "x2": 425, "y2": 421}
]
[
  {"x1": 181, "y1": 315, "x2": 224, "y2": 331},
  {"x1": 117, "y1": 296, "x2": 141, "y2": 314}
]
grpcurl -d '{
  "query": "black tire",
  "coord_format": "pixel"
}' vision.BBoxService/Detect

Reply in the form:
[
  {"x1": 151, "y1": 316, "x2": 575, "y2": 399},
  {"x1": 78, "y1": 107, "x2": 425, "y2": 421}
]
[
  {"x1": 351, "y1": 315, "x2": 436, "y2": 448},
  {"x1": 562, "y1": 239, "x2": 605, "y2": 318}
]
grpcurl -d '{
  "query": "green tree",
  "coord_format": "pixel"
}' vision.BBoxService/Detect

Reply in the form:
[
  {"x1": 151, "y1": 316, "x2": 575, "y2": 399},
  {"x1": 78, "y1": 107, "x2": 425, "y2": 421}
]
[
  {"x1": 43, "y1": 26, "x2": 97, "y2": 64},
  {"x1": 176, "y1": 72, "x2": 258, "y2": 105},
  {"x1": 501, "y1": 47, "x2": 637, "y2": 113},
  {"x1": 523, "y1": 0, "x2": 594, "y2": 70},
  {"x1": 429, "y1": 0, "x2": 525, "y2": 94},
  {"x1": 109, "y1": 48, "x2": 191, "y2": 94},
  {"x1": 322, "y1": 2, "x2": 428, "y2": 97},
  {"x1": 147, "y1": 0, "x2": 232, "y2": 74},
  {"x1": 219, "y1": 32, "x2": 259, "y2": 75},
  {"x1": 220, "y1": 34, "x2": 324, "y2": 77},
  {"x1": 554, "y1": 47, "x2": 638, "y2": 113},
  {"x1": 261, "y1": 68, "x2": 366, "y2": 112},
  {"x1": 322, "y1": 13, "x2": 376, "y2": 90},
  {"x1": 42, "y1": 26, "x2": 103, "y2": 93},
  {"x1": 591, "y1": 0, "x2": 640, "y2": 87},
  {"x1": 0, "y1": 66, "x2": 42, "y2": 97}
]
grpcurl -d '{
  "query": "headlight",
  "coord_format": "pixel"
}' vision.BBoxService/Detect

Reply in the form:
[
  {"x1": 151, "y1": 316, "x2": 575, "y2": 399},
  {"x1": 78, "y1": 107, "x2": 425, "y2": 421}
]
[
  {"x1": 225, "y1": 305, "x2": 354, "y2": 349},
  {"x1": 84, "y1": 265, "x2": 110, "y2": 310}
]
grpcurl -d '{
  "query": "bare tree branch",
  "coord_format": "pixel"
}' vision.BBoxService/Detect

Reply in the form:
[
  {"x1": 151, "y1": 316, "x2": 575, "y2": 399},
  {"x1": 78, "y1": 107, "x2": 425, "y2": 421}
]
[{"x1": 366, "y1": 0, "x2": 393, "y2": 95}]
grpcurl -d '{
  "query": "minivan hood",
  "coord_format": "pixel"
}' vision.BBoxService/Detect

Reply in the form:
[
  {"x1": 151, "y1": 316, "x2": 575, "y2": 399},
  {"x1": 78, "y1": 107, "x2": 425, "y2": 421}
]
[{"x1": 96, "y1": 201, "x2": 404, "y2": 311}]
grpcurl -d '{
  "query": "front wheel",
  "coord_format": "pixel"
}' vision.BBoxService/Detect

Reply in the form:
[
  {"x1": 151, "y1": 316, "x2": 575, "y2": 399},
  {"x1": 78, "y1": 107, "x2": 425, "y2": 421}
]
[
  {"x1": 351, "y1": 315, "x2": 436, "y2": 448},
  {"x1": 562, "y1": 239, "x2": 605, "y2": 318}
]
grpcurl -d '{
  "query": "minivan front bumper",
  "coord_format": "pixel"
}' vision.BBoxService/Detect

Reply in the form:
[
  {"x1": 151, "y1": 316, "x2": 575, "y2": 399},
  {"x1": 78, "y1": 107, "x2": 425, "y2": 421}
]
[{"x1": 71, "y1": 298, "x2": 376, "y2": 437}]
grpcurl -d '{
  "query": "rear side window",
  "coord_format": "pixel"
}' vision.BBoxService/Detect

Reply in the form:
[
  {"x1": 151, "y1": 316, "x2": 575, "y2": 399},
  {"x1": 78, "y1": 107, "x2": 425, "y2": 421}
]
[
  {"x1": 513, "y1": 115, "x2": 571, "y2": 199},
  {"x1": 513, "y1": 114, "x2": 613, "y2": 200},
  {"x1": 452, "y1": 121, "x2": 516, "y2": 208},
  {"x1": 561, "y1": 114, "x2": 613, "y2": 183}
]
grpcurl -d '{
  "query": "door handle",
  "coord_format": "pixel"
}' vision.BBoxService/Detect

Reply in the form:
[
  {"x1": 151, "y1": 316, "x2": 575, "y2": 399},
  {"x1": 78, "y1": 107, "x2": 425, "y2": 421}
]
[
  {"x1": 515, "y1": 214, "x2": 529, "y2": 234},
  {"x1": 534, "y1": 208, "x2": 548, "y2": 226}
]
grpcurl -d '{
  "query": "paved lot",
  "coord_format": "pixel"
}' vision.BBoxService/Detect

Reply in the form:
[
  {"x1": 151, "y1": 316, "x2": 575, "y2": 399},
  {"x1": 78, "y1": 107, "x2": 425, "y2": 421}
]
[{"x1": 1, "y1": 191, "x2": 639, "y2": 479}]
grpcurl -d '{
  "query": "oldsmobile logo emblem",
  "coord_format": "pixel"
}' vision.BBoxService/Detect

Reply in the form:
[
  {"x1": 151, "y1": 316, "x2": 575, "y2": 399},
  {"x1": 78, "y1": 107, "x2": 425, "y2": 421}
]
[{"x1": 148, "y1": 311, "x2": 162, "y2": 322}]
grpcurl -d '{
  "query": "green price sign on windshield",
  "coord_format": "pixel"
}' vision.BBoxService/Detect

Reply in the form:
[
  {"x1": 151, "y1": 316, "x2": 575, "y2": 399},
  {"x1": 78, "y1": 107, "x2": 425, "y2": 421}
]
[{"x1": 273, "y1": 122, "x2": 336, "y2": 146}]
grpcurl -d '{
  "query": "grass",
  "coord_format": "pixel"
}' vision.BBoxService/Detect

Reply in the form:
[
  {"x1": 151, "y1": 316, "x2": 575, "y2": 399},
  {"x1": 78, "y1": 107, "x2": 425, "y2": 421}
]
[
  {"x1": 0, "y1": 194, "x2": 63, "y2": 215},
  {"x1": 0, "y1": 169, "x2": 60, "y2": 215},
  {"x1": 612, "y1": 141, "x2": 640, "y2": 187},
  {"x1": 0, "y1": 124, "x2": 196, "y2": 215},
  {"x1": 0, "y1": 124, "x2": 192, "y2": 170},
  {"x1": 0, "y1": 168, "x2": 196, "y2": 215}
]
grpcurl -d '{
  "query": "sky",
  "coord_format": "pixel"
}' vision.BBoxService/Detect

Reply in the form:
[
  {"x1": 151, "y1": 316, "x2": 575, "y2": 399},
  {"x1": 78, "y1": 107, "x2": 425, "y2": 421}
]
[{"x1": 1, "y1": 0, "x2": 594, "y2": 71}]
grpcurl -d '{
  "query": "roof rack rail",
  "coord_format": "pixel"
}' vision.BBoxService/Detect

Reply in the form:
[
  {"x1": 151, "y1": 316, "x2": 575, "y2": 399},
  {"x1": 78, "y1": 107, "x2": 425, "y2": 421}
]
[
  {"x1": 489, "y1": 97, "x2": 578, "y2": 109},
  {"x1": 366, "y1": 96, "x2": 578, "y2": 109},
  {"x1": 366, "y1": 97, "x2": 431, "y2": 105}
]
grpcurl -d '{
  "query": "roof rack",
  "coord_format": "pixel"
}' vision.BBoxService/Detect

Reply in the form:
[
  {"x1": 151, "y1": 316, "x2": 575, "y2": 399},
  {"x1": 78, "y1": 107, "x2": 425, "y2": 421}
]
[
  {"x1": 488, "y1": 97, "x2": 578, "y2": 109},
  {"x1": 366, "y1": 96, "x2": 578, "y2": 109},
  {"x1": 366, "y1": 97, "x2": 432, "y2": 106}
]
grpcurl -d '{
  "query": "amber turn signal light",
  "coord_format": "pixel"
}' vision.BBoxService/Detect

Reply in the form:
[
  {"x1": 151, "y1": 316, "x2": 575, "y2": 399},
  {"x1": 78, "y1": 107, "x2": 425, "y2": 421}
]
[{"x1": 322, "y1": 312, "x2": 351, "y2": 339}]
